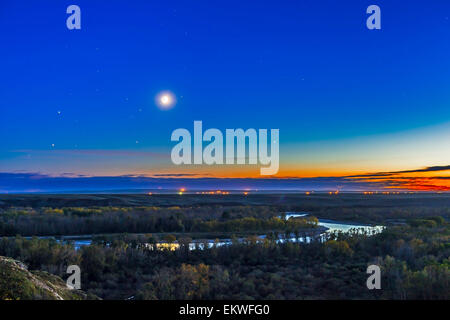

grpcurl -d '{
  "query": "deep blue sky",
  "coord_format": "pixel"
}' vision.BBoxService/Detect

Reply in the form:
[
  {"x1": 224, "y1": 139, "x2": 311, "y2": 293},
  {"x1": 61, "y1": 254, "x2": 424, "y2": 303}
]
[{"x1": 1, "y1": 1, "x2": 450, "y2": 191}]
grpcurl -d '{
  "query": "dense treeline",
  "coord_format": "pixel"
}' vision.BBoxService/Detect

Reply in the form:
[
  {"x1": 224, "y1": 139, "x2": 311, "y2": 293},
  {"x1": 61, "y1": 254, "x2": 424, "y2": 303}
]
[
  {"x1": 0, "y1": 206, "x2": 287, "y2": 236},
  {"x1": 0, "y1": 217, "x2": 448, "y2": 300},
  {"x1": 0, "y1": 198, "x2": 448, "y2": 300},
  {"x1": 2, "y1": 202, "x2": 448, "y2": 236},
  {"x1": 311, "y1": 206, "x2": 450, "y2": 224}
]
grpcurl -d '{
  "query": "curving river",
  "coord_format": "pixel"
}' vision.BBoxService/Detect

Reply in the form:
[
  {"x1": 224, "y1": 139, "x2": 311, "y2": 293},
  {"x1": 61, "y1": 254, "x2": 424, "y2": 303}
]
[{"x1": 51, "y1": 212, "x2": 383, "y2": 250}]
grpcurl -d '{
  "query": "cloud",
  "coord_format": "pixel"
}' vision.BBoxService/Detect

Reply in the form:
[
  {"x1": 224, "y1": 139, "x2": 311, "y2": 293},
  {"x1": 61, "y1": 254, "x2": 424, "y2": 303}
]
[
  {"x1": 343, "y1": 165, "x2": 450, "y2": 191},
  {"x1": 386, "y1": 165, "x2": 450, "y2": 174},
  {"x1": 348, "y1": 165, "x2": 450, "y2": 178},
  {"x1": 150, "y1": 173, "x2": 211, "y2": 177},
  {"x1": 0, "y1": 172, "x2": 397, "y2": 193},
  {"x1": 1, "y1": 165, "x2": 449, "y2": 193}
]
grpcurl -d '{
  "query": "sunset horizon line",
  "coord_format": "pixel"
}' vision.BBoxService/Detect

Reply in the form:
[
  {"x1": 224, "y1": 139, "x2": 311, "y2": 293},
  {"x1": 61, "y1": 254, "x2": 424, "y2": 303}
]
[{"x1": 2, "y1": 163, "x2": 450, "y2": 192}]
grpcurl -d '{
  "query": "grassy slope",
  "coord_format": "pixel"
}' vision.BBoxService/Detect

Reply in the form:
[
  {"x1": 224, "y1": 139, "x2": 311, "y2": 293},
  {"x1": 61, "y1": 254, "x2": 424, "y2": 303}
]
[{"x1": 0, "y1": 256, "x2": 94, "y2": 300}]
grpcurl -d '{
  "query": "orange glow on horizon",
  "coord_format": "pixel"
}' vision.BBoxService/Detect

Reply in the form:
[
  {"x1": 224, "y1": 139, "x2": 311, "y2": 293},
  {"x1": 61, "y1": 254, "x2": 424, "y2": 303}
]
[{"x1": 66, "y1": 164, "x2": 450, "y2": 192}]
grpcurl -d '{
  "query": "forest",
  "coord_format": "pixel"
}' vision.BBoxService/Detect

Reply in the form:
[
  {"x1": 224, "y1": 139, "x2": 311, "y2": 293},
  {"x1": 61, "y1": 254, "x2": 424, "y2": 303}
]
[
  {"x1": 0, "y1": 205, "x2": 319, "y2": 236},
  {"x1": 0, "y1": 193, "x2": 448, "y2": 300}
]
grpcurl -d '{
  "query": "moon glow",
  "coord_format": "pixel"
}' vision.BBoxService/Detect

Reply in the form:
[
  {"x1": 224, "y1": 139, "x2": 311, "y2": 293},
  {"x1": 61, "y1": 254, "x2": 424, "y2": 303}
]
[{"x1": 156, "y1": 91, "x2": 176, "y2": 110}]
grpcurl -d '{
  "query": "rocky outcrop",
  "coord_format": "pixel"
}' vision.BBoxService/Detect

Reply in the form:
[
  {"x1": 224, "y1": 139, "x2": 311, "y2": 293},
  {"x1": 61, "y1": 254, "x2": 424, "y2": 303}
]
[{"x1": 0, "y1": 256, "x2": 93, "y2": 300}]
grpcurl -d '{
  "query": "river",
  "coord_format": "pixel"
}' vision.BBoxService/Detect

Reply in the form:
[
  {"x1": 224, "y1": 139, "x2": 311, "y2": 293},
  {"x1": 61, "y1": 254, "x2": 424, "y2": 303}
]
[{"x1": 46, "y1": 212, "x2": 383, "y2": 250}]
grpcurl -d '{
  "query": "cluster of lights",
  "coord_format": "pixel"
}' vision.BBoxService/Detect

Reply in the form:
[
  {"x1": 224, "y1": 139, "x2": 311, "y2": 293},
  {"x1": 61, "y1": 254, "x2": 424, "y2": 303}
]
[
  {"x1": 363, "y1": 191, "x2": 402, "y2": 195},
  {"x1": 196, "y1": 190, "x2": 230, "y2": 195},
  {"x1": 146, "y1": 190, "x2": 433, "y2": 196}
]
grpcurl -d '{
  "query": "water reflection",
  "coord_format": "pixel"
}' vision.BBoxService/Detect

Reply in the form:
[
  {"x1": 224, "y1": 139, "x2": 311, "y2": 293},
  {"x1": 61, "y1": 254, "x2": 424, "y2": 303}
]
[{"x1": 56, "y1": 212, "x2": 384, "y2": 250}]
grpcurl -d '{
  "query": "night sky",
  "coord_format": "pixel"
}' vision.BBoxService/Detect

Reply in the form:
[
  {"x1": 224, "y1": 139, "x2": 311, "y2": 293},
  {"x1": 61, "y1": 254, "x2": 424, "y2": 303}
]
[{"x1": 1, "y1": 0, "x2": 450, "y2": 192}]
